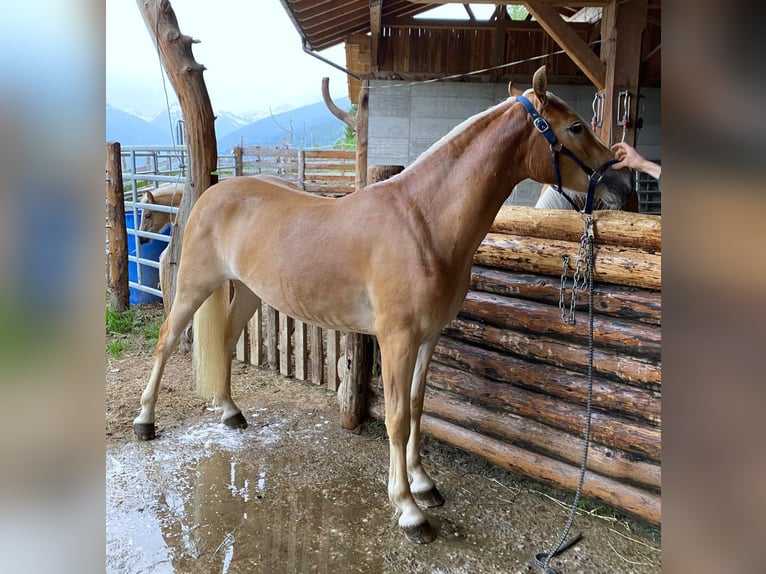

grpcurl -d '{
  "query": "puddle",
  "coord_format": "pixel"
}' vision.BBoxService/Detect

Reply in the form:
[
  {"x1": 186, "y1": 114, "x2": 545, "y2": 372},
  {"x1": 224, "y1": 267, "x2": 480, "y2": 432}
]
[{"x1": 106, "y1": 408, "x2": 385, "y2": 573}]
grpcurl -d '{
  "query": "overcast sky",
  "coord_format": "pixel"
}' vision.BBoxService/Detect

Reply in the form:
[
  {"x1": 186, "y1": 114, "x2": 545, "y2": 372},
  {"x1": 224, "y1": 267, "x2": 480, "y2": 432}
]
[
  {"x1": 106, "y1": 0, "x2": 350, "y2": 118},
  {"x1": 105, "y1": 1, "x2": 480, "y2": 119}
]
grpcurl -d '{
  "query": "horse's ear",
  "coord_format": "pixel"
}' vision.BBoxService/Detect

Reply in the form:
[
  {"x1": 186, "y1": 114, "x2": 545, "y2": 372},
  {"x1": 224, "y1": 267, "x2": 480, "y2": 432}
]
[
  {"x1": 144, "y1": 191, "x2": 155, "y2": 203},
  {"x1": 508, "y1": 81, "x2": 524, "y2": 98},
  {"x1": 532, "y1": 65, "x2": 548, "y2": 109}
]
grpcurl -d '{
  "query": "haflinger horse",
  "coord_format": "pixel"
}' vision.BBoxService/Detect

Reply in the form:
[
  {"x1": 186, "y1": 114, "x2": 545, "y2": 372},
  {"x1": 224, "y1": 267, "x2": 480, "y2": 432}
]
[
  {"x1": 133, "y1": 66, "x2": 630, "y2": 544},
  {"x1": 137, "y1": 184, "x2": 183, "y2": 244}
]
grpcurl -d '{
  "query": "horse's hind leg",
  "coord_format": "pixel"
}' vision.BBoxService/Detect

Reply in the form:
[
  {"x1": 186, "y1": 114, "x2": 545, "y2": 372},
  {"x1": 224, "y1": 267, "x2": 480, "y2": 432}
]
[
  {"x1": 408, "y1": 337, "x2": 445, "y2": 508},
  {"x1": 379, "y1": 332, "x2": 436, "y2": 544},
  {"x1": 133, "y1": 291, "x2": 209, "y2": 440},
  {"x1": 214, "y1": 280, "x2": 260, "y2": 429}
]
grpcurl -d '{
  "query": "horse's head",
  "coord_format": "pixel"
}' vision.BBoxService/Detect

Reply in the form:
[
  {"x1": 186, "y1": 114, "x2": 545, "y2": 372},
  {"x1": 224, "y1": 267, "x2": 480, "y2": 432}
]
[
  {"x1": 517, "y1": 66, "x2": 631, "y2": 209},
  {"x1": 138, "y1": 191, "x2": 159, "y2": 244}
]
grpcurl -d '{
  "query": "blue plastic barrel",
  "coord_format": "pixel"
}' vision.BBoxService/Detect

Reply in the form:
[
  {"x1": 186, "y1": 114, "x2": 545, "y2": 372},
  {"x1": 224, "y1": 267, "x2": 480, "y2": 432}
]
[{"x1": 125, "y1": 209, "x2": 171, "y2": 305}]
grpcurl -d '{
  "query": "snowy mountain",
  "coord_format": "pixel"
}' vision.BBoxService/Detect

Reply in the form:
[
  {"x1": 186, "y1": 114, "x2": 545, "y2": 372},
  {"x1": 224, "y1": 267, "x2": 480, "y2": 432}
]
[
  {"x1": 106, "y1": 97, "x2": 353, "y2": 151},
  {"x1": 106, "y1": 104, "x2": 174, "y2": 146}
]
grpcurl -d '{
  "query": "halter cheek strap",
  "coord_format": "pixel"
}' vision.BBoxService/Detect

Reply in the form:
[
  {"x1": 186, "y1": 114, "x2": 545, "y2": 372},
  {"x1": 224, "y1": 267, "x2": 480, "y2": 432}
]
[{"x1": 516, "y1": 95, "x2": 619, "y2": 214}]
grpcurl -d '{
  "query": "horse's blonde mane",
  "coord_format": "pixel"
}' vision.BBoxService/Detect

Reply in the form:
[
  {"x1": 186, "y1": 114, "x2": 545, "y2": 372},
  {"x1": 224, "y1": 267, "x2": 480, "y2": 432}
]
[{"x1": 406, "y1": 97, "x2": 517, "y2": 171}]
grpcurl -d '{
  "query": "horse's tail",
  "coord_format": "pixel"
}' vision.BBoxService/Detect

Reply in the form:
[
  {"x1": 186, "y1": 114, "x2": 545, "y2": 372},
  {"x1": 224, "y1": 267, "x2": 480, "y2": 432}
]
[{"x1": 192, "y1": 283, "x2": 229, "y2": 401}]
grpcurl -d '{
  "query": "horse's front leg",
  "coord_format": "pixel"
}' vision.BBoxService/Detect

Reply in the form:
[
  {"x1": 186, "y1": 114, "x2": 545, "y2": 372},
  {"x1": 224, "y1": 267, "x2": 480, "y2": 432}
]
[
  {"x1": 408, "y1": 338, "x2": 445, "y2": 508},
  {"x1": 379, "y1": 333, "x2": 436, "y2": 544}
]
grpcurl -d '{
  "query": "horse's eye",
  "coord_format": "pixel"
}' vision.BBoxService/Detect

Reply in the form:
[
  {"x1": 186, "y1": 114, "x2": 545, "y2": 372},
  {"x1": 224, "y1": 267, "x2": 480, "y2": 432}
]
[
  {"x1": 568, "y1": 122, "x2": 583, "y2": 134},
  {"x1": 143, "y1": 212, "x2": 152, "y2": 218}
]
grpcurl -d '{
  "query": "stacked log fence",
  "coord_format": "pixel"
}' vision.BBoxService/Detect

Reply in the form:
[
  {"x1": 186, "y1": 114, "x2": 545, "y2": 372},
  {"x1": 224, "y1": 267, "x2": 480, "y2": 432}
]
[{"x1": 368, "y1": 206, "x2": 662, "y2": 526}]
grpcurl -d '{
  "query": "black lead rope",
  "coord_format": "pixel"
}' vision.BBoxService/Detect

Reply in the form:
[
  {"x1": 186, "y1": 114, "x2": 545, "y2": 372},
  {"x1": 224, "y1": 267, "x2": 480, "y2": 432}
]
[{"x1": 532, "y1": 217, "x2": 596, "y2": 574}]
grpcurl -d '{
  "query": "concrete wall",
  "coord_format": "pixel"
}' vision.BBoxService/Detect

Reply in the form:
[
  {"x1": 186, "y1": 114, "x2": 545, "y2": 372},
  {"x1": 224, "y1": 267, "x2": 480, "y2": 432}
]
[{"x1": 368, "y1": 80, "x2": 661, "y2": 206}]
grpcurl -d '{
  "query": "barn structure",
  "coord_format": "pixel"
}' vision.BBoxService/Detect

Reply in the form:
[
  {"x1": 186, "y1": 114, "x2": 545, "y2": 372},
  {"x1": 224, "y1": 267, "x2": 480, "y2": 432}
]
[
  {"x1": 114, "y1": 0, "x2": 661, "y2": 529},
  {"x1": 269, "y1": 0, "x2": 662, "y2": 527}
]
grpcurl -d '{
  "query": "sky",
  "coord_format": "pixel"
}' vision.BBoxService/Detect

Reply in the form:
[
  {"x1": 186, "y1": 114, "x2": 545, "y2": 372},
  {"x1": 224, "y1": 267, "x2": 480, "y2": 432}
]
[
  {"x1": 105, "y1": 1, "x2": 482, "y2": 120},
  {"x1": 106, "y1": 0, "x2": 350, "y2": 119}
]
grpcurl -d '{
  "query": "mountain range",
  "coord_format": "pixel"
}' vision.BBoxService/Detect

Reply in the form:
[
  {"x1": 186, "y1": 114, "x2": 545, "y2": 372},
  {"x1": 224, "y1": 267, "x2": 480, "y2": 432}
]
[{"x1": 106, "y1": 97, "x2": 351, "y2": 152}]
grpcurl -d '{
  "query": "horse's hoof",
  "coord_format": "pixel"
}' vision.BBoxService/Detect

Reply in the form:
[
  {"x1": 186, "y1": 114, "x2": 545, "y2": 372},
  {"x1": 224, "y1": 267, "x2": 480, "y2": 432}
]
[
  {"x1": 134, "y1": 423, "x2": 156, "y2": 441},
  {"x1": 413, "y1": 486, "x2": 445, "y2": 508},
  {"x1": 403, "y1": 520, "x2": 437, "y2": 544},
  {"x1": 223, "y1": 412, "x2": 248, "y2": 429}
]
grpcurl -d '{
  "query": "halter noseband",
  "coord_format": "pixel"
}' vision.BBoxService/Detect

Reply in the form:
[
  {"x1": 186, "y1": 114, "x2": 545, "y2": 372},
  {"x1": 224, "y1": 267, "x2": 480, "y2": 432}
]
[{"x1": 517, "y1": 95, "x2": 619, "y2": 214}]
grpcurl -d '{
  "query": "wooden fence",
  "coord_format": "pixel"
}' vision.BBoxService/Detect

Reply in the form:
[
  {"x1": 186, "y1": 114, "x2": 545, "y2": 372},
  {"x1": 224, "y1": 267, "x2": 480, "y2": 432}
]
[
  {"x1": 233, "y1": 205, "x2": 662, "y2": 526},
  {"x1": 231, "y1": 146, "x2": 356, "y2": 195}
]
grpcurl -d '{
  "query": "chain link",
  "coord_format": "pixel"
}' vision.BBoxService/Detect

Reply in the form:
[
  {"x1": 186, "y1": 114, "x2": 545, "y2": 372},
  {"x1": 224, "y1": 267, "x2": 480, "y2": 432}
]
[{"x1": 559, "y1": 216, "x2": 593, "y2": 325}]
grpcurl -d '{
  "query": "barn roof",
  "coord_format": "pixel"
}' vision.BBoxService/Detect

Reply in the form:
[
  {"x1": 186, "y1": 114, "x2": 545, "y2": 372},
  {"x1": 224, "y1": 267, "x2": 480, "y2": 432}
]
[
  {"x1": 277, "y1": 1, "x2": 661, "y2": 53},
  {"x1": 279, "y1": 0, "x2": 434, "y2": 52}
]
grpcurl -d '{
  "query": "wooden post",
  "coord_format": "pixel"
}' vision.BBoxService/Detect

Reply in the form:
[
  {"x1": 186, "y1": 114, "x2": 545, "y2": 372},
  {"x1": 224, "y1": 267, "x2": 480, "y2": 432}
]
[
  {"x1": 337, "y1": 81, "x2": 371, "y2": 430},
  {"x1": 135, "y1": 0, "x2": 218, "y2": 309},
  {"x1": 311, "y1": 325, "x2": 324, "y2": 385},
  {"x1": 233, "y1": 146, "x2": 243, "y2": 176},
  {"x1": 106, "y1": 141, "x2": 129, "y2": 312}
]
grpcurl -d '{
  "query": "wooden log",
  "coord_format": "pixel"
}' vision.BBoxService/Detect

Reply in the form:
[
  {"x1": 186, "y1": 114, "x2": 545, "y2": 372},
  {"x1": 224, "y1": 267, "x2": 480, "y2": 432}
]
[
  {"x1": 311, "y1": 325, "x2": 324, "y2": 385},
  {"x1": 136, "y1": 0, "x2": 218, "y2": 309},
  {"x1": 445, "y1": 317, "x2": 661, "y2": 389},
  {"x1": 368, "y1": 387, "x2": 660, "y2": 490},
  {"x1": 490, "y1": 205, "x2": 662, "y2": 251},
  {"x1": 367, "y1": 164, "x2": 404, "y2": 183},
  {"x1": 233, "y1": 146, "x2": 243, "y2": 177},
  {"x1": 368, "y1": 398, "x2": 660, "y2": 526},
  {"x1": 294, "y1": 320, "x2": 308, "y2": 380},
  {"x1": 471, "y1": 266, "x2": 661, "y2": 325},
  {"x1": 426, "y1": 361, "x2": 660, "y2": 461},
  {"x1": 475, "y1": 233, "x2": 661, "y2": 291},
  {"x1": 460, "y1": 291, "x2": 661, "y2": 359},
  {"x1": 434, "y1": 336, "x2": 661, "y2": 425},
  {"x1": 279, "y1": 313, "x2": 294, "y2": 377},
  {"x1": 106, "y1": 141, "x2": 129, "y2": 312}
]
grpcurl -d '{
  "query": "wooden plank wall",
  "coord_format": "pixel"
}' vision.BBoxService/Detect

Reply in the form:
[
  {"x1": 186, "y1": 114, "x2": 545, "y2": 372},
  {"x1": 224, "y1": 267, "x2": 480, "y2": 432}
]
[
  {"x1": 371, "y1": 22, "x2": 592, "y2": 80},
  {"x1": 235, "y1": 300, "x2": 344, "y2": 391},
  {"x1": 368, "y1": 206, "x2": 662, "y2": 526}
]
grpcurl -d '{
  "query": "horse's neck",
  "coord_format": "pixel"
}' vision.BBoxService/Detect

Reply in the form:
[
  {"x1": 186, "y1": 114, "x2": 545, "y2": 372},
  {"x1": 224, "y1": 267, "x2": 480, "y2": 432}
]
[{"x1": 386, "y1": 101, "x2": 529, "y2": 266}]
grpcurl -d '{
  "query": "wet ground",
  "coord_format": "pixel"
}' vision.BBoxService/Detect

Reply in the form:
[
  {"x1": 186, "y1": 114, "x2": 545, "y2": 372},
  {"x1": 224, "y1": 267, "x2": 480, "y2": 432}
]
[{"x1": 106, "y1": 305, "x2": 660, "y2": 573}]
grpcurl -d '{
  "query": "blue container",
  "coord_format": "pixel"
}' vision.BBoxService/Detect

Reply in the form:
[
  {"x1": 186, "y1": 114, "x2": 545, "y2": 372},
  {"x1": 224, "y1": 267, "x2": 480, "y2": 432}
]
[{"x1": 125, "y1": 210, "x2": 171, "y2": 305}]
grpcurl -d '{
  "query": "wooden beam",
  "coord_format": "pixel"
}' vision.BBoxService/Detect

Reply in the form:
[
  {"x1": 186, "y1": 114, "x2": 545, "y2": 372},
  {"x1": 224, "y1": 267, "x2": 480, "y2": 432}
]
[
  {"x1": 598, "y1": 0, "x2": 647, "y2": 145},
  {"x1": 523, "y1": 0, "x2": 605, "y2": 90},
  {"x1": 407, "y1": 0, "x2": 610, "y2": 5},
  {"x1": 369, "y1": 0, "x2": 382, "y2": 73}
]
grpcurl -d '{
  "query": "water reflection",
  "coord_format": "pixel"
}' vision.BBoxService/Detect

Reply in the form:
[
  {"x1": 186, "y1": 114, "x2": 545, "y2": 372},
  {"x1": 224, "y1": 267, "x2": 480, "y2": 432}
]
[{"x1": 106, "y1": 413, "x2": 383, "y2": 573}]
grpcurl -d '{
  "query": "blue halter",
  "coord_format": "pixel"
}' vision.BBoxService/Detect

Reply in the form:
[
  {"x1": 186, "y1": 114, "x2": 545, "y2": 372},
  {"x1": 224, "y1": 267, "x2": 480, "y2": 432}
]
[{"x1": 517, "y1": 95, "x2": 619, "y2": 214}]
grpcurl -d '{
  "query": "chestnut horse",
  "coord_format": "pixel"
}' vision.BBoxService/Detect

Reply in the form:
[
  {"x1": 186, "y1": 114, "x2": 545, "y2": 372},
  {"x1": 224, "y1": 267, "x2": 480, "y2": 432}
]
[{"x1": 133, "y1": 67, "x2": 630, "y2": 543}]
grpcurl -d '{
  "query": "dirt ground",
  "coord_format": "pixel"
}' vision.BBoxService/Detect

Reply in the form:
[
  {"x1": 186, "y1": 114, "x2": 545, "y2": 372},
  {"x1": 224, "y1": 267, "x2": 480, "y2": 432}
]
[{"x1": 106, "y1": 303, "x2": 660, "y2": 573}]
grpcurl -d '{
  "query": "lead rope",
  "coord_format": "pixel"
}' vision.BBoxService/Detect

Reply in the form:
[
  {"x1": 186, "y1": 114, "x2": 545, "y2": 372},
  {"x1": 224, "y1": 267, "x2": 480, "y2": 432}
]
[{"x1": 532, "y1": 215, "x2": 596, "y2": 574}]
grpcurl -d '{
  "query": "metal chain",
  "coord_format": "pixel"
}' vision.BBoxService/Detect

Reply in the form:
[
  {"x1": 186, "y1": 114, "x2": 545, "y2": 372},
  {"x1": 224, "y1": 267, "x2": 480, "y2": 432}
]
[
  {"x1": 533, "y1": 217, "x2": 596, "y2": 574},
  {"x1": 559, "y1": 216, "x2": 593, "y2": 325}
]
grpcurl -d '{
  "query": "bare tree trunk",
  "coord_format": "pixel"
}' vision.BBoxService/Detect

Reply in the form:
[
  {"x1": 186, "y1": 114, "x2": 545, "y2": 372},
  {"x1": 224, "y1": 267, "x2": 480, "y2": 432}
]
[{"x1": 135, "y1": 0, "x2": 218, "y2": 310}]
